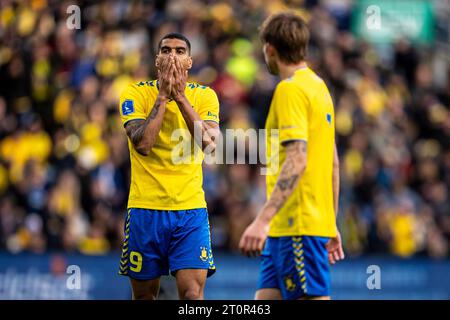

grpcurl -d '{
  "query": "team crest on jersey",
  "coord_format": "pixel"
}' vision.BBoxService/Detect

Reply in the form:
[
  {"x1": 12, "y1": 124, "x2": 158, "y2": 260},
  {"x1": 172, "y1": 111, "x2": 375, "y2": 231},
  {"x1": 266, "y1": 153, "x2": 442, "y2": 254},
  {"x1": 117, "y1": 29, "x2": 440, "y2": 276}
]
[
  {"x1": 199, "y1": 247, "x2": 208, "y2": 262},
  {"x1": 122, "y1": 100, "x2": 134, "y2": 115},
  {"x1": 284, "y1": 275, "x2": 296, "y2": 292},
  {"x1": 288, "y1": 217, "x2": 294, "y2": 226},
  {"x1": 326, "y1": 113, "x2": 332, "y2": 126}
]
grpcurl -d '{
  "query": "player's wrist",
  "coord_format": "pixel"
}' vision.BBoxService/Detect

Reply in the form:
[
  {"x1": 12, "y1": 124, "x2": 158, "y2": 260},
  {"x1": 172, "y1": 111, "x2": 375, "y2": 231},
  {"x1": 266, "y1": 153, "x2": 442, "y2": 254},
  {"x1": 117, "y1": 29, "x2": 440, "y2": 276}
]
[
  {"x1": 157, "y1": 93, "x2": 170, "y2": 102},
  {"x1": 173, "y1": 91, "x2": 186, "y2": 103},
  {"x1": 257, "y1": 207, "x2": 274, "y2": 225}
]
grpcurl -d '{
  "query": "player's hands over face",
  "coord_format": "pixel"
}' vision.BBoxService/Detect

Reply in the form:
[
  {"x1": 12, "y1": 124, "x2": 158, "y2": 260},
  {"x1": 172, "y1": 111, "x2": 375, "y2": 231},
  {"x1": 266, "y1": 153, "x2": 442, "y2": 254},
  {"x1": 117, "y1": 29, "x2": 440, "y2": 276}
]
[
  {"x1": 326, "y1": 229, "x2": 345, "y2": 264},
  {"x1": 158, "y1": 55, "x2": 174, "y2": 99},
  {"x1": 239, "y1": 217, "x2": 270, "y2": 257},
  {"x1": 171, "y1": 55, "x2": 188, "y2": 102}
]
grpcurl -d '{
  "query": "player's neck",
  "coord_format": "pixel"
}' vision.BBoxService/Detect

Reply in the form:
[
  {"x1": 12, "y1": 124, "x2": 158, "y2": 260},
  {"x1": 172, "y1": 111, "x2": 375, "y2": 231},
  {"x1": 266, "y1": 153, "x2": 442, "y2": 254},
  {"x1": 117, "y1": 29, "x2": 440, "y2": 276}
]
[{"x1": 278, "y1": 61, "x2": 308, "y2": 80}]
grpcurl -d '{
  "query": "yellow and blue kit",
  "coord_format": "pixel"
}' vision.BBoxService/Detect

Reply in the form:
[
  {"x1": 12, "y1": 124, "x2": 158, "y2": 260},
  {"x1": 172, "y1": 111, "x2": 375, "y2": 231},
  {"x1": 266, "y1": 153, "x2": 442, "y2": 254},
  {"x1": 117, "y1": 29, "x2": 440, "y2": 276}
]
[
  {"x1": 258, "y1": 67, "x2": 337, "y2": 298},
  {"x1": 118, "y1": 80, "x2": 219, "y2": 279}
]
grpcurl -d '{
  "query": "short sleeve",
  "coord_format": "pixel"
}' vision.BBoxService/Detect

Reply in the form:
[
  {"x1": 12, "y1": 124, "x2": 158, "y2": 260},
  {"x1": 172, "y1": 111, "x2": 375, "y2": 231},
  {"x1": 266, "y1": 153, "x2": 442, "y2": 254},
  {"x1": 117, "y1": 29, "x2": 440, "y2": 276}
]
[
  {"x1": 119, "y1": 83, "x2": 148, "y2": 127},
  {"x1": 274, "y1": 81, "x2": 309, "y2": 144},
  {"x1": 197, "y1": 87, "x2": 220, "y2": 124}
]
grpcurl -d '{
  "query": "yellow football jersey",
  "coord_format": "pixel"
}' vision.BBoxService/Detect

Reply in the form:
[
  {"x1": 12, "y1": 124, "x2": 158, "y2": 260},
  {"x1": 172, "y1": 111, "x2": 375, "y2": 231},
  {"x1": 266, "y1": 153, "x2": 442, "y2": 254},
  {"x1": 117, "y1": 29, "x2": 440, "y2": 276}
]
[
  {"x1": 119, "y1": 80, "x2": 220, "y2": 210},
  {"x1": 265, "y1": 67, "x2": 337, "y2": 237}
]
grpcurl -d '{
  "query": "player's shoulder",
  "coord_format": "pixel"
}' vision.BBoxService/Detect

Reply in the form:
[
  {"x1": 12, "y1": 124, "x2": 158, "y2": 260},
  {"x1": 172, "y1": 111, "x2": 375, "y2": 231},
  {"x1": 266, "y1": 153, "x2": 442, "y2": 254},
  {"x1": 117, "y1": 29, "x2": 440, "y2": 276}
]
[
  {"x1": 121, "y1": 80, "x2": 157, "y2": 96},
  {"x1": 277, "y1": 69, "x2": 327, "y2": 96},
  {"x1": 187, "y1": 82, "x2": 218, "y2": 102},
  {"x1": 275, "y1": 77, "x2": 305, "y2": 99},
  {"x1": 131, "y1": 80, "x2": 159, "y2": 91},
  {"x1": 277, "y1": 77, "x2": 298, "y2": 90},
  {"x1": 186, "y1": 82, "x2": 214, "y2": 93}
]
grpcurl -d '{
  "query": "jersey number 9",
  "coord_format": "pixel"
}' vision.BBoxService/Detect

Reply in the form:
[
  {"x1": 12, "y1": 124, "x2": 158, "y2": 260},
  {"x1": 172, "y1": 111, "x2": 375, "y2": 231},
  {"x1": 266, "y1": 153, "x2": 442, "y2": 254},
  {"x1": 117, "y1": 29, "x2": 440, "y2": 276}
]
[{"x1": 130, "y1": 251, "x2": 142, "y2": 272}]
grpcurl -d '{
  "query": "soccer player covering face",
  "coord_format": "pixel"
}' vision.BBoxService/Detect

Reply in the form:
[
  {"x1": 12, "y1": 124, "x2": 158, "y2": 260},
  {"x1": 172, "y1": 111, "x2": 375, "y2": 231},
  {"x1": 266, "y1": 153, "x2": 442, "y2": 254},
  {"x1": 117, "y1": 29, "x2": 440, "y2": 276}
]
[
  {"x1": 118, "y1": 33, "x2": 220, "y2": 300},
  {"x1": 239, "y1": 13, "x2": 344, "y2": 300}
]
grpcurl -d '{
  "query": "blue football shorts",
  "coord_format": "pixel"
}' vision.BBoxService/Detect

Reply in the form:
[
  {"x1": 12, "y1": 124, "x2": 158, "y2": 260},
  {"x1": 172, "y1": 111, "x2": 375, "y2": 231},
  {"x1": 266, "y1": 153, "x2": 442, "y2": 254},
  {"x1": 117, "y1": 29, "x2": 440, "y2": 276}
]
[
  {"x1": 257, "y1": 235, "x2": 331, "y2": 299},
  {"x1": 118, "y1": 208, "x2": 216, "y2": 280}
]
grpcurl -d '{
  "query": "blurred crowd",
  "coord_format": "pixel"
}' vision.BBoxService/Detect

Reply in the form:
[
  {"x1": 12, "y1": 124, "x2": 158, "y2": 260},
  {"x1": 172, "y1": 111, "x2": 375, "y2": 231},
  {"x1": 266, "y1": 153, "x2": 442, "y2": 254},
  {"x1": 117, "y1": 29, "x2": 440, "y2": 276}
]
[{"x1": 0, "y1": 0, "x2": 450, "y2": 259}]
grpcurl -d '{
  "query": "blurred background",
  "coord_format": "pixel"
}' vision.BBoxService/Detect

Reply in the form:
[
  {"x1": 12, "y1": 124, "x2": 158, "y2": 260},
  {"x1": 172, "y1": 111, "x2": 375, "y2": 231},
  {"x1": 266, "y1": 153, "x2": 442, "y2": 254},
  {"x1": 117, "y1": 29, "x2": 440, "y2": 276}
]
[{"x1": 0, "y1": 0, "x2": 450, "y2": 299}]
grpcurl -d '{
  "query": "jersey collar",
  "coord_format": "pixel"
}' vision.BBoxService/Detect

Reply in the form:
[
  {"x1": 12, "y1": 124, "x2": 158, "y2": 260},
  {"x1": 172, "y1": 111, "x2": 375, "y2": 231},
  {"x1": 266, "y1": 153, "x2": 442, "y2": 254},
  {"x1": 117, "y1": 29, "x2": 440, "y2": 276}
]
[{"x1": 155, "y1": 80, "x2": 173, "y2": 102}]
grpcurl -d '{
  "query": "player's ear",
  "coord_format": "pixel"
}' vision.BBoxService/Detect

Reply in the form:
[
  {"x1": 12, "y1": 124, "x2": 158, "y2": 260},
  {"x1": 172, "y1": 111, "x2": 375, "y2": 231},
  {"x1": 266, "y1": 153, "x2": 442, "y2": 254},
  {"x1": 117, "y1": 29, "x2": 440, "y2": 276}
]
[
  {"x1": 155, "y1": 54, "x2": 161, "y2": 68},
  {"x1": 266, "y1": 43, "x2": 276, "y2": 58}
]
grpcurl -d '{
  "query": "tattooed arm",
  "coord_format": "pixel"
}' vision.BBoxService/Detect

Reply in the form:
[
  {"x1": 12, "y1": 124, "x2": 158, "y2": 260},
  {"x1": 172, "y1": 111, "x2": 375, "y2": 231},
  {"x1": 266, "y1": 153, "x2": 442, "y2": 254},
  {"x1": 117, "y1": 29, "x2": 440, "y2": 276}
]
[
  {"x1": 264, "y1": 140, "x2": 307, "y2": 219},
  {"x1": 239, "y1": 140, "x2": 307, "y2": 256},
  {"x1": 125, "y1": 55, "x2": 174, "y2": 156},
  {"x1": 125, "y1": 96, "x2": 168, "y2": 156}
]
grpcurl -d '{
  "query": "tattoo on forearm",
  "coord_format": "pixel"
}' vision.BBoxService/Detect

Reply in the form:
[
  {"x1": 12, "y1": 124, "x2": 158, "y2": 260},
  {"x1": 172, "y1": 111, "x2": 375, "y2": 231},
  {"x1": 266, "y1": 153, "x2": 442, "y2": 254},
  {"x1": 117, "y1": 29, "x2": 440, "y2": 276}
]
[
  {"x1": 148, "y1": 101, "x2": 161, "y2": 120},
  {"x1": 266, "y1": 140, "x2": 307, "y2": 212},
  {"x1": 124, "y1": 99, "x2": 165, "y2": 153},
  {"x1": 277, "y1": 175, "x2": 299, "y2": 190},
  {"x1": 126, "y1": 119, "x2": 147, "y2": 147}
]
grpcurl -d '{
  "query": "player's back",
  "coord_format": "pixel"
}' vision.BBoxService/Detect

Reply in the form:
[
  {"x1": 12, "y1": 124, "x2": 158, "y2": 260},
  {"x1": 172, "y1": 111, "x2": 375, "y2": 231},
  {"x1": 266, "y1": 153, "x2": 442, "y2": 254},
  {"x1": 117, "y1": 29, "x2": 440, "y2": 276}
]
[{"x1": 265, "y1": 67, "x2": 336, "y2": 237}]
